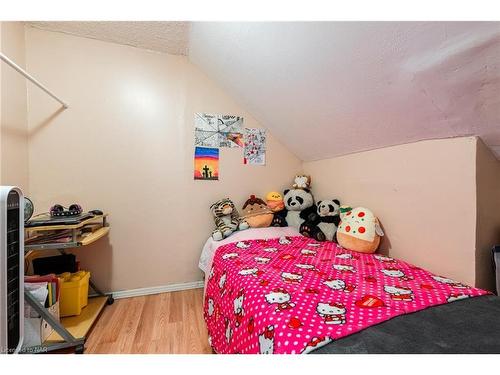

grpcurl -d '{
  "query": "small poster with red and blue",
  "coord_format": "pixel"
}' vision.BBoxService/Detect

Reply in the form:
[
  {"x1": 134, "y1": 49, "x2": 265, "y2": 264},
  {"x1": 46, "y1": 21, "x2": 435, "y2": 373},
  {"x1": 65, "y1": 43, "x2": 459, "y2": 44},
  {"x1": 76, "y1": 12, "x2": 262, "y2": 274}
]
[{"x1": 194, "y1": 147, "x2": 219, "y2": 180}]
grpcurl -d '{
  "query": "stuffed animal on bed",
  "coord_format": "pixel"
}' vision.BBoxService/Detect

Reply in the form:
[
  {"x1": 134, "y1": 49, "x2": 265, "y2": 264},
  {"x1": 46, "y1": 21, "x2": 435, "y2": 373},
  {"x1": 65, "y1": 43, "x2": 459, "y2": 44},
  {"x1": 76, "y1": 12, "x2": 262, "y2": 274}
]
[
  {"x1": 272, "y1": 187, "x2": 318, "y2": 231},
  {"x1": 210, "y1": 198, "x2": 249, "y2": 241},
  {"x1": 266, "y1": 191, "x2": 285, "y2": 213},
  {"x1": 336, "y1": 206, "x2": 384, "y2": 253},
  {"x1": 301, "y1": 199, "x2": 341, "y2": 242},
  {"x1": 292, "y1": 175, "x2": 311, "y2": 190},
  {"x1": 241, "y1": 195, "x2": 274, "y2": 228}
]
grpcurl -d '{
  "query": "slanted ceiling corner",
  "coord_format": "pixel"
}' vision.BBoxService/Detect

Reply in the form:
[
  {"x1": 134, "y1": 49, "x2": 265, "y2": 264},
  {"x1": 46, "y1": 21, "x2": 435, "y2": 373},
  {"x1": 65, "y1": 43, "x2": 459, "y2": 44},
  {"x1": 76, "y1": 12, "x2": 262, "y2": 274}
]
[
  {"x1": 188, "y1": 22, "x2": 500, "y2": 161},
  {"x1": 24, "y1": 21, "x2": 500, "y2": 161}
]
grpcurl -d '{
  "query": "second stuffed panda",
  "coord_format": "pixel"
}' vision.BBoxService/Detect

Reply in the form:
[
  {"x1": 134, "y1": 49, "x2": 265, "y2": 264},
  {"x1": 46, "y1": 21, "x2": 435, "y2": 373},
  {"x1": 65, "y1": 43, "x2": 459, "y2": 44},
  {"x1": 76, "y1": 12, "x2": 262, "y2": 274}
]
[{"x1": 301, "y1": 199, "x2": 341, "y2": 241}]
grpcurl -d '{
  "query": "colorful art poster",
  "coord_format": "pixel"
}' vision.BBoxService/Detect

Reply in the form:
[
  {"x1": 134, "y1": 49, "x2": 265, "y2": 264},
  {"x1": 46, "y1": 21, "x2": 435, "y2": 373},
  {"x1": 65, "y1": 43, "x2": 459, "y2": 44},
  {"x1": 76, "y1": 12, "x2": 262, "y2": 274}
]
[
  {"x1": 194, "y1": 147, "x2": 219, "y2": 181},
  {"x1": 195, "y1": 113, "x2": 244, "y2": 148},
  {"x1": 244, "y1": 128, "x2": 266, "y2": 165}
]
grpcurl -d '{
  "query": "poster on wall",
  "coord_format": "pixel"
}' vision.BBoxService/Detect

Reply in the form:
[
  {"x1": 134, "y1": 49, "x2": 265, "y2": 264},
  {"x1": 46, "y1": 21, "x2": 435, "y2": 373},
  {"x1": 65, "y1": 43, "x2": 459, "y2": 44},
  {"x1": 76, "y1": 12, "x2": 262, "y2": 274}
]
[
  {"x1": 194, "y1": 147, "x2": 219, "y2": 181},
  {"x1": 243, "y1": 128, "x2": 266, "y2": 166},
  {"x1": 195, "y1": 113, "x2": 244, "y2": 148}
]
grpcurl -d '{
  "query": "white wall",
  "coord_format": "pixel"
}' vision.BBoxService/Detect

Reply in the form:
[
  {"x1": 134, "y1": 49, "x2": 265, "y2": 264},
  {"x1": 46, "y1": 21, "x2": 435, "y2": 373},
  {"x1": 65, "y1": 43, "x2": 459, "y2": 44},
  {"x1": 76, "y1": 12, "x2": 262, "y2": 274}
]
[
  {"x1": 0, "y1": 22, "x2": 29, "y2": 192},
  {"x1": 1, "y1": 24, "x2": 497, "y2": 293},
  {"x1": 304, "y1": 137, "x2": 479, "y2": 287},
  {"x1": 25, "y1": 27, "x2": 301, "y2": 292}
]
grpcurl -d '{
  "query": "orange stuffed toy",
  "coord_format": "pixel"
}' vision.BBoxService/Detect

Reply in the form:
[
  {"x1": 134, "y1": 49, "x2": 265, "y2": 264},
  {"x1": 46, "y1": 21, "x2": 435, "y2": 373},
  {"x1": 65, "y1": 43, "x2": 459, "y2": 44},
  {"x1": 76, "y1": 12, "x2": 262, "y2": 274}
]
[
  {"x1": 266, "y1": 191, "x2": 285, "y2": 213},
  {"x1": 336, "y1": 206, "x2": 384, "y2": 254}
]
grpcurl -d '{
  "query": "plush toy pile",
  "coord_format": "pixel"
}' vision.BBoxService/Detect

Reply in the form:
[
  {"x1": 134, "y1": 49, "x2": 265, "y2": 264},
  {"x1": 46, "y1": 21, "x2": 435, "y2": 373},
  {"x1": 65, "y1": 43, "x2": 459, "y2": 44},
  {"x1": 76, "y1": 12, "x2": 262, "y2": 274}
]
[{"x1": 208, "y1": 175, "x2": 385, "y2": 254}]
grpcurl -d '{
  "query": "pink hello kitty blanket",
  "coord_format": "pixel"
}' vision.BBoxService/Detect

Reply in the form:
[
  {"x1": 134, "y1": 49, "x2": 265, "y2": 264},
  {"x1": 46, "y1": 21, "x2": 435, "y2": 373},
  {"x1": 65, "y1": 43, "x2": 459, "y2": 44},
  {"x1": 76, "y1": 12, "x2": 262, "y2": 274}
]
[{"x1": 204, "y1": 236, "x2": 489, "y2": 354}]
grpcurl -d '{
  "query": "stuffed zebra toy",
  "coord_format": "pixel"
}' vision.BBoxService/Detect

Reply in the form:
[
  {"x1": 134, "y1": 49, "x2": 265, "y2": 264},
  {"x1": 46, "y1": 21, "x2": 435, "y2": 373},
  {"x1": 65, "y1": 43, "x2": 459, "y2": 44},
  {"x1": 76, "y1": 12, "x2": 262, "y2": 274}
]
[{"x1": 210, "y1": 198, "x2": 249, "y2": 241}]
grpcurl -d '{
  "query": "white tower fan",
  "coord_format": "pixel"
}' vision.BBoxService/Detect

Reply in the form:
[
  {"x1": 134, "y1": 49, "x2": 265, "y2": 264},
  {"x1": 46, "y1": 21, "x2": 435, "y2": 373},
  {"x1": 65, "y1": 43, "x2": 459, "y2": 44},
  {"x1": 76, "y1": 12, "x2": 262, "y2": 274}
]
[{"x1": 0, "y1": 186, "x2": 24, "y2": 354}]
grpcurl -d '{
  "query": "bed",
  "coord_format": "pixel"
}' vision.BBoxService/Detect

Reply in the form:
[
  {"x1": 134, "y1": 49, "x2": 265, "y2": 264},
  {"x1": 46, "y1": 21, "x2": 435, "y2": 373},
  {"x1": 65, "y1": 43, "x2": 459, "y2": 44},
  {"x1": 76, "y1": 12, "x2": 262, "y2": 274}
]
[{"x1": 199, "y1": 227, "x2": 500, "y2": 354}]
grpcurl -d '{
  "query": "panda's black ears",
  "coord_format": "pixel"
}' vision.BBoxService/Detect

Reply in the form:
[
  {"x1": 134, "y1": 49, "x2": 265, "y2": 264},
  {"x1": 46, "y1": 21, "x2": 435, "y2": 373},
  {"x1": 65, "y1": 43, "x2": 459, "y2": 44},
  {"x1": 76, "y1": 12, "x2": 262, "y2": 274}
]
[
  {"x1": 333, "y1": 199, "x2": 340, "y2": 205},
  {"x1": 283, "y1": 189, "x2": 290, "y2": 196},
  {"x1": 317, "y1": 200, "x2": 322, "y2": 206},
  {"x1": 303, "y1": 188, "x2": 310, "y2": 193}
]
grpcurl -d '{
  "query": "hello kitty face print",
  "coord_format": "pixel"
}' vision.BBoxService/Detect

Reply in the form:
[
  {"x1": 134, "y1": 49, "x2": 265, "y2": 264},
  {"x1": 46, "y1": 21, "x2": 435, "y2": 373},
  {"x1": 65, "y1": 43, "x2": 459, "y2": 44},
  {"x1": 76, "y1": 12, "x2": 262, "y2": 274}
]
[
  {"x1": 432, "y1": 276, "x2": 467, "y2": 289},
  {"x1": 279, "y1": 237, "x2": 292, "y2": 245},
  {"x1": 219, "y1": 272, "x2": 227, "y2": 289},
  {"x1": 234, "y1": 289, "x2": 245, "y2": 327},
  {"x1": 254, "y1": 256, "x2": 271, "y2": 264},
  {"x1": 301, "y1": 249, "x2": 317, "y2": 257},
  {"x1": 258, "y1": 325, "x2": 275, "y2": 354},
  {"x1": 374, "y1": 254, "x2": 395, "y2": 263},
  {"x1": 335, "y1": 253, "x2": 358, "y2": 260},
  {"x1": 238, "y1": 267, "x2": 261, "y2": 277},
  {"x1": 207, "y1": 298, "x2": 215, "y2": 316},
  {"x1": 295, "y1": 263, "x2": 317, "y2": 271},
  {"x1": 263, "y1": 247, "x2": 278, "y2": 253},
  {"x1": 265, "y1": 288, "x2": 296, "y2": 312},
  {"x1": 222, "y1": 252, "x2": 239, "y2": 260},
  {"x1": 225, "y1": 318, "x2": 233, "y2": 344},
  {"x1": 333, "y1": 264, "x2": 356, "y2": 273},
  {"x1": 324, "y1": 279, "x2": 356, "y2": 293},
  {"x1": 381, "y1": 268, "x2": 412, "y2": 281},
  {"x1": 384, "y1": 285, "x2": 414, "y2": 301},
  {"x1": 236, "y1": 241, "x2": 251, "y2": 249},
  {"x1": 316, "y1": 302, "x2": 346, "y2": 325},
  {"x1": 447, "y1": 293, "x2": 471, "y2": 303},
  {"x1": 281, "y1": 272, "x2": 303, "y2": 283},
  {"x1": 307, "y1": 243, "x2": 321, "y2": 247}
]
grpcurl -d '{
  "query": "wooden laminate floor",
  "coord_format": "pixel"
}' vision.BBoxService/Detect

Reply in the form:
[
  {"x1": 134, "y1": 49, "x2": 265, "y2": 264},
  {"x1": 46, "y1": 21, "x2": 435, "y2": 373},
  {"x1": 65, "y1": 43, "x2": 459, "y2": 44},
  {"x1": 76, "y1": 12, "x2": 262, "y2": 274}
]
[{"x1": 84, "y1": 288, "x2": 212, "y2": 354}]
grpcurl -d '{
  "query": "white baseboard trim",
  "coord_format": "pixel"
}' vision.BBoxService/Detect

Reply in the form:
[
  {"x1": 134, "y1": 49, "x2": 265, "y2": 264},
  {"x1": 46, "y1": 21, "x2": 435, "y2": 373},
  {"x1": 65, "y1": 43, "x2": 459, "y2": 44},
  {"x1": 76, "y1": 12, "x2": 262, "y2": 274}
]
[{"x1": 92, "y1": 280, "x2": 205, "y2": 300}]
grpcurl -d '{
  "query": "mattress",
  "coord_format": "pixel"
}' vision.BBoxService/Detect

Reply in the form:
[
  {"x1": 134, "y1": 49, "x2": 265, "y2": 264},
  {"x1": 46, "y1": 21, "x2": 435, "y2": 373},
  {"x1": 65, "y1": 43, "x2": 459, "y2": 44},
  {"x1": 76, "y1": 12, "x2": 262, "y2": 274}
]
[{"x1": 202, "y1": 232, "x2": 491, "y2": 354}]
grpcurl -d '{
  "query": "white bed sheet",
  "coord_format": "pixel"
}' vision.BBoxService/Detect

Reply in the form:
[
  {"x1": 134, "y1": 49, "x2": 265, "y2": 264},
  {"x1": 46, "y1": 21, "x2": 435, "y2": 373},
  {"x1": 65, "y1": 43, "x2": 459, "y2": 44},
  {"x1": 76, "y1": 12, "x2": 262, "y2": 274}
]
[{"x1": 199, "y1": 226, "x2": 302, "y2": 280}]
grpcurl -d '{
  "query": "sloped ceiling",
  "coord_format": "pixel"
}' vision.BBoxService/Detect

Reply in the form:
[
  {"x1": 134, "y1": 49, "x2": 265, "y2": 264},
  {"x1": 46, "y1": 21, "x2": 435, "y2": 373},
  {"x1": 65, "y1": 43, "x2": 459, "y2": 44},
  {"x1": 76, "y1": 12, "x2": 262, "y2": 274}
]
[
  {"x1": 28, "y1": 21, "x2": 190, "y2": 55},
  {"x1": 26, "y1": 21, "x2": 500, "y2": 160},
  {"x1": 189, "y1": 22, "x2": 500, "y2": 161}
]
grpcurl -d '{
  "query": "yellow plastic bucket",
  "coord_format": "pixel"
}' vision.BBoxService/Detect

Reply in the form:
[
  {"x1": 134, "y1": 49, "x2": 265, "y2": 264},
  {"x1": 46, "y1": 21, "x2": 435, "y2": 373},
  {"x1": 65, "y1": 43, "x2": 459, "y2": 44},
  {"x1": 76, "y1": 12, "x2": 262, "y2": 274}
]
[{"x1": 57, "y1": 271, "x2": 91, "y2": 317}]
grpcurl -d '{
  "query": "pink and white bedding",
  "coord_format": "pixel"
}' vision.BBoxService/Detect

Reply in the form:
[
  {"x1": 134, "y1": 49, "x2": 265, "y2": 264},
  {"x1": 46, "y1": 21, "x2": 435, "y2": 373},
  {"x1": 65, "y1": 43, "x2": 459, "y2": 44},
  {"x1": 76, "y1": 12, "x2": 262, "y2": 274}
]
[
  {"x1": 199, "y1": 227, "x2": 301, "y2": 274},
  {"x1": 203, "y1": 235, "x2": 489, "y2": 354}
]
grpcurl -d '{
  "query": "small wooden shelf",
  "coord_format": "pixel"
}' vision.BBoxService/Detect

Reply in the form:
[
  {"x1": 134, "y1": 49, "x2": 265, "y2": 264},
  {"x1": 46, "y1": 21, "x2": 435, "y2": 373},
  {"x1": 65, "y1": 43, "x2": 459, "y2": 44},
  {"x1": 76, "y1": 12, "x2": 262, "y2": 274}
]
[
  {"x1": 22, "y1": 213, "x2": 112, "y2": 353},
  {"x1": 26, "y1": 214, "x2": 108, "y2": 232},
  {"x1": 25, "y1": 214, "x2": 109, "y2": 252},
  {"x1": 45, "y1": 296, "x2": 108, "y2": 343},
  {"x1": 80, "y1": 227, "x2": 110, "y2": 246}
]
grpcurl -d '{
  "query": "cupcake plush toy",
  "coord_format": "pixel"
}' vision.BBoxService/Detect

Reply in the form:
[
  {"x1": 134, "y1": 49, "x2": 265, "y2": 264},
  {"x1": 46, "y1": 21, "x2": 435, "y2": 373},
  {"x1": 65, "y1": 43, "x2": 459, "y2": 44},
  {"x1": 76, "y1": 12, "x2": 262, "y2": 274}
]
[{"x1": 242, "y1": 195, "x2": 274, "y2": 228}]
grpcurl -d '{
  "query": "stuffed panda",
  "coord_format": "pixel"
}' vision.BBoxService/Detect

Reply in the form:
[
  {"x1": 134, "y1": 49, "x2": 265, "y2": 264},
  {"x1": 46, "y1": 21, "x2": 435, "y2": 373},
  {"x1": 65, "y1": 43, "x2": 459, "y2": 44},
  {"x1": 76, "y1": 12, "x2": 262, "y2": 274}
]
[
  {"x1": 272, "y1": 188, "x2": 317, "y2": 231},
  {"x1": 301, "y1": 199, "x2": 341, "y2": 242}
]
